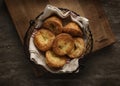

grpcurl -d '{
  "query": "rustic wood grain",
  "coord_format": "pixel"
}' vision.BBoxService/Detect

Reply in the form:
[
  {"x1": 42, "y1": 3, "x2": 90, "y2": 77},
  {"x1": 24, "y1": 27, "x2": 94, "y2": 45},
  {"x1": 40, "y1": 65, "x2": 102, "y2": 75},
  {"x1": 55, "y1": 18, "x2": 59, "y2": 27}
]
[{"x1": 1, "y1": 0, "x2": 120, "y2": 85}]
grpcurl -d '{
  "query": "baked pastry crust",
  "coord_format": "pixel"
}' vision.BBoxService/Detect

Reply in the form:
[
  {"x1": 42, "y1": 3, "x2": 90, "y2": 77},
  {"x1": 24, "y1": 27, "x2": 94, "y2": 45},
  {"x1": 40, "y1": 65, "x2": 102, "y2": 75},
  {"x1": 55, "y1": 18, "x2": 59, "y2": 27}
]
[
  {"x1": 68, "y1": 38, "x2": 85, "y2": 58},
  {"x1": 45, "y1": 50, "x2": 67, "y2": 68},
  {"x1": 34, "y1": 29, "x2": 55, "y2": 51},
  {"x1": 43, "y1": 16, "x2": 63, "y2": 35},
  {"x1": 53, "y1": 33, "x2": 74, "y2": 56},
  {"x1": 63, "y1": 22, "x2": 83, "y2": 36}
]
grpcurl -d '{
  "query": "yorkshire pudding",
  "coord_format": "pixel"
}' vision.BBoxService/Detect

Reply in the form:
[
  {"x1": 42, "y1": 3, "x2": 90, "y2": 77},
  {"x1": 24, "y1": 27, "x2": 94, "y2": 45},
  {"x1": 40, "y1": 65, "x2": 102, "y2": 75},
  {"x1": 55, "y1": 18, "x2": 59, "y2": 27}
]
[
  {"x1": 45, "y1": 50, "x2": 67, "y2": 68},
  {"x1": 63, "y1": 22, "x2": 83, "y2": 37},
  {"x1": 52, "y1": 33, "x2": 74, "y2": 56},
  {"x1": 68, "y1": 37, "x2": 85, "y2": 58},
  {"x1": 43, "y1": 16, "x2": 63, "y2": 35},
  {"x1": 34, "y1": 29, "x2": 55, "y2": 51}
]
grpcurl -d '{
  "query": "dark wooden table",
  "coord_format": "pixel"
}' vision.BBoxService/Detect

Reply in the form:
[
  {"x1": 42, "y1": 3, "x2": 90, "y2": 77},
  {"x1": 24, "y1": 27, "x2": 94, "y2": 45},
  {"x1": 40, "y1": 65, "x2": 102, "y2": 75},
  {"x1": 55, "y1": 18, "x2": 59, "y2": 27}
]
[{"x1": 0, "y1": 0, "x2": 120, "y2": 86}]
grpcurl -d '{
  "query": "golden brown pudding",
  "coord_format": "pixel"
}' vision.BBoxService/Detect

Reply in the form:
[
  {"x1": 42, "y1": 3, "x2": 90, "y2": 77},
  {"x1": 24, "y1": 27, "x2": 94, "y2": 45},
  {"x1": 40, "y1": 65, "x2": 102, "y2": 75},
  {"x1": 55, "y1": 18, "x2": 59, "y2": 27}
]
[
  {"x1": 45, "y1": 50, "x2": 67, "y2": 68},
  {"x1": 68, "y1": 37, "x2": 85, "y2": 58},
  {"x1": 43, "y1": 16, "x2": 63, "y2": 35},
  {"x1": 63, "y1": 22, "x2": 83, "y2": 36},
  {"x1": 34, "y1": 29, "x2": 55, "y2": 51},
  {"x1": 52, "y1": 33, "x2": 74, "y2": 56}
]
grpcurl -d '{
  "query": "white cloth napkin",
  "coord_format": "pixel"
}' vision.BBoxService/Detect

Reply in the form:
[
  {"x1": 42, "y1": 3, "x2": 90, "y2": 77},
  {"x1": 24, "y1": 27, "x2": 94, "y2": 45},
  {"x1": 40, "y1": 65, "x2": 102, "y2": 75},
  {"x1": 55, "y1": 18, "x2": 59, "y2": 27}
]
[{"x1": 29, "y1": 5, "x2": 89, "y2": 73}]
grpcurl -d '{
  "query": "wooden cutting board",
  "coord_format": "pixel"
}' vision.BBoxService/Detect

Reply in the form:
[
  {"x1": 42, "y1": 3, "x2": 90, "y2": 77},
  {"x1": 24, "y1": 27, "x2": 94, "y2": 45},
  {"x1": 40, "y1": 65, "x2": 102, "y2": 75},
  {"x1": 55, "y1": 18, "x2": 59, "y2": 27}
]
[{"x1": 5, "y1": 0, "x2": 116, "y2": 52}]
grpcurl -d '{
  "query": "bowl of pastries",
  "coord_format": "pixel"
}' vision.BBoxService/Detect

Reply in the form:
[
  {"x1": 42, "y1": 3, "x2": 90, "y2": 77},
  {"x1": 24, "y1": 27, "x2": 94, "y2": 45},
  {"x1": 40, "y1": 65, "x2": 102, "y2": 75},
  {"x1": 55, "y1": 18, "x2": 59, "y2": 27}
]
[{"x1": 24, "y1": 5, "x2": 93, "y2": 73}]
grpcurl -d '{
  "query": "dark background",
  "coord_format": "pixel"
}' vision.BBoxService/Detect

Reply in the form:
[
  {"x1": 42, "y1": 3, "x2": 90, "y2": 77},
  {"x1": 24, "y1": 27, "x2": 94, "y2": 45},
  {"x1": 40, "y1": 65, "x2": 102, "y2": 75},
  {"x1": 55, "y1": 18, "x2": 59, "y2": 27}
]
[{"x1": 0, "y1": 0, "x2": 120, "y2": 86}]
